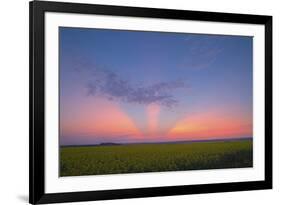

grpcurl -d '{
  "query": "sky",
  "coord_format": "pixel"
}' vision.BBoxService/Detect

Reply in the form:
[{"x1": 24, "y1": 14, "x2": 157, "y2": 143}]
[{"x1": 59, "y1": 27, "x2": 253, "y2": 145}]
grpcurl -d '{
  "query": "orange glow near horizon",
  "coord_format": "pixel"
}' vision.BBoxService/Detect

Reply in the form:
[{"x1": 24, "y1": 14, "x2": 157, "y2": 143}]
[
  {"x1": 61, "y1": 97, "x2": 252, "y2": 143},
  {"x1": 168, "y1": 110, "x2": 252, "y2": 140},
  {"x1": 61, "y1": 97, "x2": 142, "y2": 139}
]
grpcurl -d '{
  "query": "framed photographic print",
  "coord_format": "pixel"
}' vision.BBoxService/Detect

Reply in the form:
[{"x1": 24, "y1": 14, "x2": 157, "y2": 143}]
[{"x1": 29, "y1": 0, "x2": 272, "y2": 204}]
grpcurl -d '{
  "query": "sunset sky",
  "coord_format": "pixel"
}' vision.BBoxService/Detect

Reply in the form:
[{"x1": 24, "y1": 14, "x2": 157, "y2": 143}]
[{"x1": 59, "y1": 27, "x2": 253, "y2": 145}]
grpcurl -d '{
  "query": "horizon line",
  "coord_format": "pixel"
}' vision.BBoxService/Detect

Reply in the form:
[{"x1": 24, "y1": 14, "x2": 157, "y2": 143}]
[{"x1": 60, "y1": 136, "x2": 253, "y2": 147}]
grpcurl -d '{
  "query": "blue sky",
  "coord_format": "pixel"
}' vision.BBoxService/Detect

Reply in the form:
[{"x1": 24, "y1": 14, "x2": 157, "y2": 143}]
[{"x1": 59, "y1": 27, "x2": 253, "y2": 145}]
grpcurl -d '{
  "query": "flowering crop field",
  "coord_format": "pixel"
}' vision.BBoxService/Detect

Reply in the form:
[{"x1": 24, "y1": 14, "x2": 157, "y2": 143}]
[{"x1": 60, "y1": 139, "x2": 252, "y2": 177}]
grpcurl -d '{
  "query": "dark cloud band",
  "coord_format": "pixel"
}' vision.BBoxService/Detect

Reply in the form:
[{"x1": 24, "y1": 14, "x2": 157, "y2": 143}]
[{"x1": 85, "y1": 66, "x2": 186, "y2": 107}]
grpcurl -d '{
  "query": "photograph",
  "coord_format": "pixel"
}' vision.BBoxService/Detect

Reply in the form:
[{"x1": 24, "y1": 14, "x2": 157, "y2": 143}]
[{"x1": 59, "y1": 27, "x2": 253, "y2": 177}]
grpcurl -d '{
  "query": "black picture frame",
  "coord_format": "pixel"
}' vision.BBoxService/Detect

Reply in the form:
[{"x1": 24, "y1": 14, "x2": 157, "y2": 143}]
[{"x1": 29, "y1": 0, "x2": 272, "y2": 204}]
